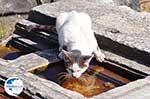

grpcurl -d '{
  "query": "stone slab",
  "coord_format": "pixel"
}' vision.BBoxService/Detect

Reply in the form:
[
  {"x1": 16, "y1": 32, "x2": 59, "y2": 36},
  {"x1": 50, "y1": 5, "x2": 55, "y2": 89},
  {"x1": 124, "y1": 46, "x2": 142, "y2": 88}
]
[
  {"x1": 102, "y1": 49, "x2": 150, "y2": 75},
  {"x1": 9, "y1": 49, "x2": 59, "y2": 71},
  {"x1": 0, "y1": 0, "x2": 37, "y2": 14},
  {"x1": 12, "y1": 34, "x2": 50, "y2": 50}
]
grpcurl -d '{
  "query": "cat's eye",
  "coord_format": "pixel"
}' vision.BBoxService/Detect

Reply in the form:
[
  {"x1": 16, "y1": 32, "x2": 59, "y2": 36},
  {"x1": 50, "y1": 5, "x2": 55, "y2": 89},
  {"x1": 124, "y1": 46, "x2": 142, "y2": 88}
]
[
  {"x1": 64, "y1": 56, "x2": 69, "y2": 60},
  {"x1": 79, "y1": 60, "x2": 87, "y2": 68},
  {"x1": 82, "y1": 56, "x2": 91, "y2": 61},
  {"x1": 65, "y1": 59, "x2": 72, "y2": 65}
]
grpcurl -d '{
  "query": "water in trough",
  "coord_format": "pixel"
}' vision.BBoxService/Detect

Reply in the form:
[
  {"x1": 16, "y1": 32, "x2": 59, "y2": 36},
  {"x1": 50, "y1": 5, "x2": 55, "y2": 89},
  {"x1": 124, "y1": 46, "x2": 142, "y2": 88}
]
[{"x1": 35, "y1": 58, "x2": 145, "y2": 97}]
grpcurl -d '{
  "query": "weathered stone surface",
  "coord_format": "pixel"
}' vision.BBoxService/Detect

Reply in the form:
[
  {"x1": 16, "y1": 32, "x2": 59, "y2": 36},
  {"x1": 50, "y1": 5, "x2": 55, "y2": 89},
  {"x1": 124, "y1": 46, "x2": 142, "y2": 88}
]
[
  {"x1": 113, "y1": 0, "x2": 140, "y2": 11},
  {"x1": 9, "y1": 49, "x2": 59, "y2": 71},
  {"x1": 0, "y1": 0, "x2": 37, "y2": 14},
  {"x1": 51, "y1": 0, "x2": 115, "y2": 4},
  {"x1": 29, "y1": 0, "x2": 150, "y2": 65},
  {"x1": 87, "y1": 0, "x2": 115, "y2": 5},
  {"x1": 102, "y1": 49, "x2": 150, "y2": 74},
  {"x1": 12, "y1": 34, "x2": 51, "y2": 50},
  {"x1": 40, "y1": 0, "x2": 52, "y2": 3}
]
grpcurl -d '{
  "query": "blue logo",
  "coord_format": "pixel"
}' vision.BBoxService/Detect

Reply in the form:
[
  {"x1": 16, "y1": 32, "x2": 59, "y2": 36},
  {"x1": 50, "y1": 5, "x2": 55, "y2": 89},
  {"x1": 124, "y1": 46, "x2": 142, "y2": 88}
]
[{"x1": 4, "y1": 77, "x2": 23, "y2": 96}]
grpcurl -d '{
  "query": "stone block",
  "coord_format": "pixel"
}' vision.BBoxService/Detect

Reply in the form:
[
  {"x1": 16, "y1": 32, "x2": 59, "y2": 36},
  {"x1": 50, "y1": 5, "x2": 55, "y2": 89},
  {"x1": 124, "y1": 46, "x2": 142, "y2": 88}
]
[{"x1": 0, "y1": 0, "x2": 37, "y2": 14}]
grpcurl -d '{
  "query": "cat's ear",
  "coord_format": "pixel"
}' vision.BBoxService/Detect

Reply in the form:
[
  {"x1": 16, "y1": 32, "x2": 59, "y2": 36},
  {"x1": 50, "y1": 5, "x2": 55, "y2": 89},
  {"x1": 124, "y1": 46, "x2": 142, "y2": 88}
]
[
  {"x1": 82, "y1": 55, "x2": 94, "y2": 62},
  {"x1": 82, "y1": 55, "x2": 92, "y2": 60},
  {"x1": 80, "y1": 55, "x2": 93, "y2": 68},
  {"x1": 58, "y1": 49, "x2": 72, "y2": 60}
]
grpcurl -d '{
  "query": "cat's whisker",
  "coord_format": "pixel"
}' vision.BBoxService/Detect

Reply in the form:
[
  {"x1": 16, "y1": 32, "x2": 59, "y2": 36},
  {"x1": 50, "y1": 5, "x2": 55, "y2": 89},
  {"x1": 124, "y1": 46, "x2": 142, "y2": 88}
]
[
  {"x1": 58, "y1": 73, "x2": 67, "y2": 83},
  {"x1": 58, "y1": 72, "x2": 73, "y2": 84},
  {"x1": 78, "y1": 75, "x2": 88, "y2": 86},
  {"x1": 88, "y1": 75, "x2": 96, "y2": 86},
  {"x1": 89, "y1": 79, "x2": 95, "y2": 87},
  {"x1": 58, "y1": 74, "x2": 66, "y2": 80},
  {"x1": 65, "y1": 73, "x2": 73, "y2": 79},
  {"x1": 57, "y1": 72, "x2": 67, "y2": 76}
]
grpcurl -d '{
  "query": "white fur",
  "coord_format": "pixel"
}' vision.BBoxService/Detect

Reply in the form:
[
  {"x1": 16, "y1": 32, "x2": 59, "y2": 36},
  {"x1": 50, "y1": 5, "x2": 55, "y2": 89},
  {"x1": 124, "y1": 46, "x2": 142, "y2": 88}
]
[
  {"x1": 56, "y1": 11, "x2": 98, "y2": 55},
  {"x1": 56, "y1": 11, "x2": 105, "y2": 78}
]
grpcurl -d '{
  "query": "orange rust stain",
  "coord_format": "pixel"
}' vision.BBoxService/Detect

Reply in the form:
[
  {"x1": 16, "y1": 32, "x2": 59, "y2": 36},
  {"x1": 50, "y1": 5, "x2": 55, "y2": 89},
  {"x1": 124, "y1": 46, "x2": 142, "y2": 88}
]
[
  {"x1": 60, "y1": 63, "x2": 130, "y2": 97},
  {"x1": 61, "y1": 73, "x2": 114, "y2": 97}
]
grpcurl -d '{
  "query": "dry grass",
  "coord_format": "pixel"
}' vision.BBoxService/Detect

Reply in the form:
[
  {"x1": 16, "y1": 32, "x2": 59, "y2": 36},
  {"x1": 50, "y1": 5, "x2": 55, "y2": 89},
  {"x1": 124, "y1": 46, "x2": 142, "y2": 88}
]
[
  {"x1": 0, "y1": 15, "x2": 28, "y2": 40},
  {"x1": 140, "y1": 0, "x2": 150, "y2": 12}
]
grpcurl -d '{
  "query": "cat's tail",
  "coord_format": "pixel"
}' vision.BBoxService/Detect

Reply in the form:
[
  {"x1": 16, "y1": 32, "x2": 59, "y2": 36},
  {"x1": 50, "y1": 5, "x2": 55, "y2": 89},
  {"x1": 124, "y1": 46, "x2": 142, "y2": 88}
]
[
  {"x1": 26, "y1": 24, "x2": 56, "y2": 33},
  {"x1": 93, "y1": 47, "x2": 105, "y2": 62}
]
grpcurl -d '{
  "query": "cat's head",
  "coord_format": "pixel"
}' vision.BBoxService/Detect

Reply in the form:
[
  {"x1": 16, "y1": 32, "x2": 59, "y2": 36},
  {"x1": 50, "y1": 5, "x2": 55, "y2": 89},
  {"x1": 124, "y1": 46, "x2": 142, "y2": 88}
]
[{"x1": 59, "y1": 49, "x2": 93, "y2": 78}]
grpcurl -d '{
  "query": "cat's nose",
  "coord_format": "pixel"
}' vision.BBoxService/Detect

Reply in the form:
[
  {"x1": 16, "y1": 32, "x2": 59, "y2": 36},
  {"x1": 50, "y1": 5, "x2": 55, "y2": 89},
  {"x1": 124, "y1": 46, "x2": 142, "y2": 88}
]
[{"x1": 73, "y1": 73, "x2": 81, "y2": 78}]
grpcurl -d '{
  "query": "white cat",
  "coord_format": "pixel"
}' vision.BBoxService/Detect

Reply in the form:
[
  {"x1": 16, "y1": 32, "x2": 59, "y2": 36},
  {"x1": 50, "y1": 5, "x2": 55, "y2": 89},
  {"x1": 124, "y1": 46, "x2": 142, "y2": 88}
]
[{"x1": 57, "y1": 11, "x2": 105, "y2": 78}]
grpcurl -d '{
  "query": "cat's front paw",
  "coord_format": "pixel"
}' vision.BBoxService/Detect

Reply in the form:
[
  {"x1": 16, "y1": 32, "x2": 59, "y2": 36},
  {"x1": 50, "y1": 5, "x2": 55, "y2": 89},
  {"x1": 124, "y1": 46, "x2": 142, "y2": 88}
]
[
  {"x1": 93, "y1": 51, "x2": 105, "y2": 62},
  {"x1": 96, "y1": 52, "x2": 105, "y2": 62}
]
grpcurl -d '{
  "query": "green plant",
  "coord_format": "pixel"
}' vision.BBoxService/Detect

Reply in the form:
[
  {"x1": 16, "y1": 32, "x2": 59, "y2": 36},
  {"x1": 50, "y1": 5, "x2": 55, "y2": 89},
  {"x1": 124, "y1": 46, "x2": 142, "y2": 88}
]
[{"x1": 0, "y1": 21, "x2": 6, "y2": 39}]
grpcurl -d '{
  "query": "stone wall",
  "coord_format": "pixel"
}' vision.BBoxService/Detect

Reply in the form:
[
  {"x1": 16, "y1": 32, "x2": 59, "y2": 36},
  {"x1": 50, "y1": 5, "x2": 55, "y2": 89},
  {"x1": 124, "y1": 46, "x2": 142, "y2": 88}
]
[{"x1": 0, "y1": 0, "x2": 55, "y2": 15}]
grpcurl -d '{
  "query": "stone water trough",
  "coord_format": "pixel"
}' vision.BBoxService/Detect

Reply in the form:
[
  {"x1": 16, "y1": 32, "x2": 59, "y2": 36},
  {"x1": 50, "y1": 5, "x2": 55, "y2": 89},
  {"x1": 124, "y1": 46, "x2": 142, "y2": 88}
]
[{"x1": 0, "y1": 0, "x2": 150, "y2": 98}]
